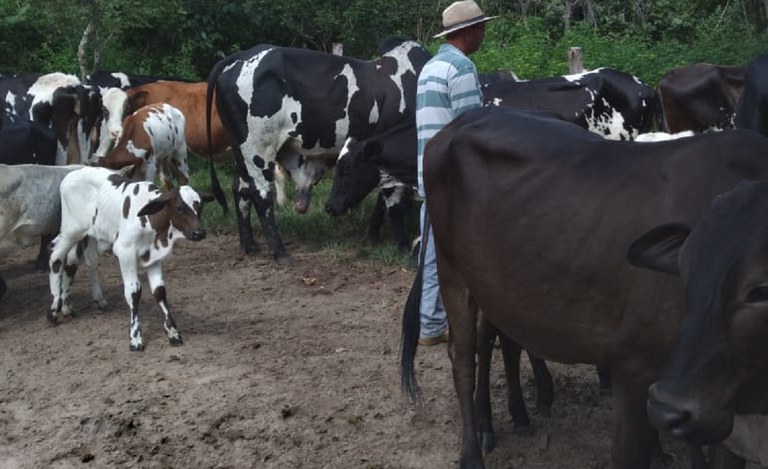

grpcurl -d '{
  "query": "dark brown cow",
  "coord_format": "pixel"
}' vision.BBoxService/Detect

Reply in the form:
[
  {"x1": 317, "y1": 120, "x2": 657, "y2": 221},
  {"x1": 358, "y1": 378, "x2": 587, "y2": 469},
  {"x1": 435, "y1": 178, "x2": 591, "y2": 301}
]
[
  {"x1": 400, "y1": 106, "x2": 768, "y2": 469},
  {"x1": 657, "y1": 63, "x2": 745, "y2": 133},
  {"x1": 629, "y1": 180, "x2": 768, "y2": 466}
]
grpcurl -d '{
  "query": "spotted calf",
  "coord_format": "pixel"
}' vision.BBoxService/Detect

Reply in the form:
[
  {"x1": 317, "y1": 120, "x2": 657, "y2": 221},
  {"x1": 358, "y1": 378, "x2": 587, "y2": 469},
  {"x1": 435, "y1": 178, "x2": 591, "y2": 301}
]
[
  {"x1": 95, "y1": 103, "x2": 189, "y2": 190},
  {"x1": 48, "y1": 166, "x2": 212, "y2": 351}
]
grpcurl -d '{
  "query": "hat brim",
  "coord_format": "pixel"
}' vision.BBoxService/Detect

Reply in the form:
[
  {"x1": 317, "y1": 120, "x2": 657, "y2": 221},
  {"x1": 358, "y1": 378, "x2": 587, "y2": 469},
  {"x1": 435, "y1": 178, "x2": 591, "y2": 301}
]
[{"x1": 433, "y1": 15, "x2": 497, "y2": 38}]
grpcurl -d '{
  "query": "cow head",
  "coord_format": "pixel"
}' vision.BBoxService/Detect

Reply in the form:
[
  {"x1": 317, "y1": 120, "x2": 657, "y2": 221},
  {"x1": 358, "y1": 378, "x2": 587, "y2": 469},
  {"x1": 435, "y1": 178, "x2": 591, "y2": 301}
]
[
  {"x1": 278, "y1": 152, "x2": 333, "y2": 214},
  {"x1": 138, "y1": 186, "x2": 214, "y2": 242},
  {"x1": 93, "y1": 87, "x2": 129, "y2": 157},
  {"x1": 51, "y1": 85, "x2": 103, "y2": 164},
  {"x1": 628, "y1": 180, "x2": 768, "y2": 445},
  {"x1": 325, "y1": 137, "x2": 381, "y2": 216}
]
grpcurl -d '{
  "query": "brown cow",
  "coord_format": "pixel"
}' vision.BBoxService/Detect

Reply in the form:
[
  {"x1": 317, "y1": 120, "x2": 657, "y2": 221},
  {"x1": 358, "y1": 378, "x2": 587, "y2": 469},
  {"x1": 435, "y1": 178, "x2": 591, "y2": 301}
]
[
  {"x1": 400, "y1": 106, "x2": 768, "y2": 468},
  {"x1": 100, "y1": 81, "x2": 229, "y2": 156}
]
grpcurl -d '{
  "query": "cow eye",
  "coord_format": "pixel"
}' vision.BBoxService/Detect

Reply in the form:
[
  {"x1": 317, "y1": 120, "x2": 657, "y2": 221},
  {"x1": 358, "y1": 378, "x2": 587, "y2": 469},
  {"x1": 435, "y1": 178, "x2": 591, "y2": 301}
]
[{"x1": 745, "y1": 285, "x2": 768, "y2": 303}]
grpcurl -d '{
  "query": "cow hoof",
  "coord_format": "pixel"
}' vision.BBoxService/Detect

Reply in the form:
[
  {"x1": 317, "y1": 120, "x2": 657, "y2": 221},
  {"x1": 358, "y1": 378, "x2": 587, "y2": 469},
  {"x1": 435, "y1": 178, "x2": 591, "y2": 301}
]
[
  {"x1": 169, "y1": 336, "x2": 183, "y2": 346},
  {"x1": 512, "y1": 424, "x2": 534, "y2": 437},
  {"x1": 479, "y1": 431, "x2": 496, "y2": 454},
  {"x1": 536, "y1": 404, "x2": 552, "y2": 418},
  {"x1": 242, "y1": 242, "x2": 261, "y2": 255},
  {"x1": 276, "y1": 255, "x2": 295, "y2": 267},
  {"x1": 47, "y1": 311, "x2": 59, "y2": 324},
  {"x1": 94, "y1": 299, "x2": 109, "y2": 311},
  {"x1": 130, "y1": 343, "x2": 145, "y2": 352}
]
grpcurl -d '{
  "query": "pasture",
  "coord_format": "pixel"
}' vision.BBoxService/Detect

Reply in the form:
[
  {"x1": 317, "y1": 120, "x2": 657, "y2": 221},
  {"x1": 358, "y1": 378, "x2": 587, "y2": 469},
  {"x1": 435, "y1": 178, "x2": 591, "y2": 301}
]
[{"x1": 0, "y1": 229, "x2": 697, "y2": 468}]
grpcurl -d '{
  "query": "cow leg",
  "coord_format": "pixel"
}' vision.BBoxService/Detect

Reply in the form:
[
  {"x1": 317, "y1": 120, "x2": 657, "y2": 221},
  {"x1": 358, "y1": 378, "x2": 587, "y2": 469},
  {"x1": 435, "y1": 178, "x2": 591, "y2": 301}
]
[
  {"x1": 499, "y1": 334, "x2": 533, "y2": 435},
  {"x1": 250, "y1": 190, "x2": 292, "y2": 267},
  {"x1": 367, "y1": 193, "x2": 386, "y2": 244},
  {"x1": 233, "y1": 175, "x2": 260, "y2": 254},
  {"x1": 475, "y1": 314, "x2": 498, "y2": 454},
  {"x1": 114, "y1": 248, "x2": 143, "y2": 351},
  {"x1": 440, "y1": 263, "x2": 485, "y2": 469},
  {"x1": 609, "y1": 370, "x2": 657, "y2": 469},
  {"x1": 35, "y1": 233, "x2": 54, "y2": 272},
  {"x1": 527, "y1": 351, "x2": 554, "y2": 418},
  {"x1": 386, "y1": 188, "x2": 413, "y2": 252},
  {"x1": 146, "y1": 263, "x2": 182, "y2": 346},
  {"x1": 597, "y1": 364, "x2": 613, "y2": 398},
  {"x1": 0, "y1": 274, "x2": 5, "y2": 299}
]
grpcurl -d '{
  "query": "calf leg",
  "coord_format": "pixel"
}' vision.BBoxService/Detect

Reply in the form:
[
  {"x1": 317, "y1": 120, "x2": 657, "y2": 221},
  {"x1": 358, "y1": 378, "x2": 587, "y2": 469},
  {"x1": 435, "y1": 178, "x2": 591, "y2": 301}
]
[
  {"x1": 250, "y1": 189, "x2": 291, "y2": 266},
  {"x1": 386, "y1": 189, "x2": 413, "y2": 252},
  {"x1": 114, "y1": 250, "x2": 143, "y2": 351},
  {"x1": 48, "y1": 234, "x2": 82, "y2": 323},
  {"x1": 35, "y1": 234, "x2": 54, "y2": 272},
  {"x1": 80, "y1": 238, "x2": 107, "y2": 310},
  {"x1": 366, "y1": 193, "x2": 386, "y2": 244},
  {"x1": 146, "y1": 263, "x2": 182, "y2": 346}
]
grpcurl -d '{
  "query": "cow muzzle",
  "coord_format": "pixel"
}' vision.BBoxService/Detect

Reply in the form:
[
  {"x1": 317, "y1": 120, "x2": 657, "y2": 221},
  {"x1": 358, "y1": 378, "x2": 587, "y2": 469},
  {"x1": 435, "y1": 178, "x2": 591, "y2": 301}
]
[
  {"x1": 186, "y1": 229, "x2": 207, "y2": 242},
  {"x1": 647, "y1": 382, "x2": 733, "y2": 445}
]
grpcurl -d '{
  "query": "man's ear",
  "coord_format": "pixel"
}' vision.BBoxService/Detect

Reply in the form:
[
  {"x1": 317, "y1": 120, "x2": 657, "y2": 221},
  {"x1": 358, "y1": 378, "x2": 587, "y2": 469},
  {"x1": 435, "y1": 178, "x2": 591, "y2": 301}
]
[{"x1": 627, "y1": 223, "x2": 691, "y2": 275}]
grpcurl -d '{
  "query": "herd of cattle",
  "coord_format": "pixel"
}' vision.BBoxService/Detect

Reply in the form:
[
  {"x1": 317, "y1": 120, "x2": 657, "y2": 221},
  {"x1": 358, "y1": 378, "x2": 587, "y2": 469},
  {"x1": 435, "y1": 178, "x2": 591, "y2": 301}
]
[{"x1": 1, "y1": 37, "x2": 768, "y2": 467}]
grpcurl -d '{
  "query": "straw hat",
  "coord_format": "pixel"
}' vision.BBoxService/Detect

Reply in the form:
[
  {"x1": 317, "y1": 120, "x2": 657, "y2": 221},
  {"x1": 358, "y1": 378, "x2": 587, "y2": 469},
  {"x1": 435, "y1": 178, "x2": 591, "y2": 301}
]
[{"x1": 433, "y1": 1, "x2": 497, "y2": 38}]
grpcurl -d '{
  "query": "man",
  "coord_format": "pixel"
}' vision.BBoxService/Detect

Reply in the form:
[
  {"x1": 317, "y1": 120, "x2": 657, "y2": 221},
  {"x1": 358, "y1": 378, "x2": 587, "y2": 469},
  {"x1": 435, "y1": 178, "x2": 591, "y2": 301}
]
[{"x1": 416, "y1": 0, "x2": 496, "y2": 346}]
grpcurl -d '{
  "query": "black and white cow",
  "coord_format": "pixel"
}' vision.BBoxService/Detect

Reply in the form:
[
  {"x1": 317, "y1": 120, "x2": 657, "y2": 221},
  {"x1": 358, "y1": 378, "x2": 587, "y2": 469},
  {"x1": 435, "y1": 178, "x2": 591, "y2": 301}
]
[
  {"x1": 734, "y1": 54, "x2": 768, "y2": 137},
  {"x1": 657, "y1": 63, "x2": 745, "y2": 133},
  {"x1": 1, "y1": 72, "x2": 102, "y2": 164},
  {"x1": 206, "y1": 37, "x2": 431, "y2": 265},
  {"x1": 48, "y1": 166, "x2": 213, "y2": 350},
  {"x1": 483, "y1": 67, "x2": 662, "y2": 140}
]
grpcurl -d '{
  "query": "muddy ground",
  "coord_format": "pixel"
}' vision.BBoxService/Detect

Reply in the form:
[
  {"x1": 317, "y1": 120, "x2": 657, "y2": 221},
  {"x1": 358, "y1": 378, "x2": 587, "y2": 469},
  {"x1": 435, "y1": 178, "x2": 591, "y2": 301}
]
[{"x1": 0, "y1": 233, "x2": 698, "y2": 468}]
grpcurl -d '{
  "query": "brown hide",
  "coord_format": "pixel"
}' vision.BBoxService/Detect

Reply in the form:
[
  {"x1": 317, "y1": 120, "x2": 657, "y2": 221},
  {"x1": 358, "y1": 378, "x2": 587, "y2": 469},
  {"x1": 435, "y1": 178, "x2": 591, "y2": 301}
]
[
  {"x1": 98, "y1": 114, "x2": 147, "y2": 178},
  {"x1": 417, "y1": 106, "x2": 768, "y2": 468},
  {"x1": 126, "y1": 82, "x2": 227, "y2": 155}
]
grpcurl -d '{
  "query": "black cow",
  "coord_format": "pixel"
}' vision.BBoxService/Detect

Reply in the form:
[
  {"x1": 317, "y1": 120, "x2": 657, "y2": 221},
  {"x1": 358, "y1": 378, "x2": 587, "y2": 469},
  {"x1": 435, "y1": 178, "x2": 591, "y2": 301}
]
[
  {"x1": 0, "y1": 72, "x2": 102, "y2": 164},
  {"x1": 483, "y1": 67, "x2": 661, "y2": 140},
  {"x1": 657, "y1": 63, "x2": 745, "y2": 133},
  {"x1": 400, "y1": 106, "x2": 768, "y2": 469},
  {"x1": 206, "y1": 38, "x2": 431, "y2": 265},
  {"x1": 631, "y1": 180, "x2": 768, "y2": 466},
  {"x1": 734, "y1": 54, "x2": 768, "y2": 136}
]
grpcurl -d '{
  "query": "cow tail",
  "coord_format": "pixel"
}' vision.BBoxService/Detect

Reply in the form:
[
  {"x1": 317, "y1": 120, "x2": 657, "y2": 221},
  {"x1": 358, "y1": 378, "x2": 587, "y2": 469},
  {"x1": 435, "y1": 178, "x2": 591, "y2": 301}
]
[
  {"x1": 206, "y1": 61, "x2": 228, "y2": 213},
  {"x1": 400, "y1": 213, "x2": 429, "y2": 402}
]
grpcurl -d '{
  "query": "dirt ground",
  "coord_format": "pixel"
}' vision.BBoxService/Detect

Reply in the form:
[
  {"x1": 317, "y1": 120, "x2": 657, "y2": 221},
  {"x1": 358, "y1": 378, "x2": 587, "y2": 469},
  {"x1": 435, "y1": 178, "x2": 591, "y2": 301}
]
[{"x1": 0, "y1": 233, "x2": 697, "y2": 469}]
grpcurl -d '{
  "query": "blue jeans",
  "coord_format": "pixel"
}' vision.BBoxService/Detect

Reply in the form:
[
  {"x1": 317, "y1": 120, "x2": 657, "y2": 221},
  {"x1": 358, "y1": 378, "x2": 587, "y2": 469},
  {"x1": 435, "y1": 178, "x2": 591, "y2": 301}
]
[{"x1": 419, "y1": 202, "x2": 448, "y2": 339}]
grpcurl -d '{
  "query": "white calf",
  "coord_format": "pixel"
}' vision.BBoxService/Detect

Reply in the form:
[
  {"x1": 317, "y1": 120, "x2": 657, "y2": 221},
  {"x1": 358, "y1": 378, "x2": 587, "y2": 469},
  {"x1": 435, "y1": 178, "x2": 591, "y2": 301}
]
[
  {"x1": 95, "y1": 103, "x2": 189, "y2": 190},
  {"x1": 48, "y1": 166, "x2": 212, "y2": 351}
]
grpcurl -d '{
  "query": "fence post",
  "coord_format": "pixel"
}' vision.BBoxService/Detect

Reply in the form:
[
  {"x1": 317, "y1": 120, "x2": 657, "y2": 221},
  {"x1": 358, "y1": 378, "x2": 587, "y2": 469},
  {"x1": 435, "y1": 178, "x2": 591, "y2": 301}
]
[{"x1": 568, "y1": 47, "x2": 584, "y2": 74}]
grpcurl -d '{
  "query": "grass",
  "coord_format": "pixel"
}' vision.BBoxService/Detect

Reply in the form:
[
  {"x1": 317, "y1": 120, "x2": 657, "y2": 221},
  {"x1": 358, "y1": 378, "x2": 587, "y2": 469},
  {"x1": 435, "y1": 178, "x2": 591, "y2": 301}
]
[{"x1": 186, "y1": 154, "x2": 418, "y2": 267}]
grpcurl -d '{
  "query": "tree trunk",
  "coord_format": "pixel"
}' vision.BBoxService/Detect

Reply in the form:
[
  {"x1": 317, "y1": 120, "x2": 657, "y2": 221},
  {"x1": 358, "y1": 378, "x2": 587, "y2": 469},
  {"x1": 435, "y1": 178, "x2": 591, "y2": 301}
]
[
  {"x1": 77, "y1": 22, "x2": 94, "y2": 82},
  {"x1": 564, "y1": 0, "x2": 572, "y2": 32}
]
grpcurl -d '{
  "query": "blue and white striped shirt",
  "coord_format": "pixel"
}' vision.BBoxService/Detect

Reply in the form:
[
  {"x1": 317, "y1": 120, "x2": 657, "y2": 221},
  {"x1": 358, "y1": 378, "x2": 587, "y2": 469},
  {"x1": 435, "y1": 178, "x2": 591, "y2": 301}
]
[{"x1": 416, "y1": 43, "x2": 483, "y2": 197}]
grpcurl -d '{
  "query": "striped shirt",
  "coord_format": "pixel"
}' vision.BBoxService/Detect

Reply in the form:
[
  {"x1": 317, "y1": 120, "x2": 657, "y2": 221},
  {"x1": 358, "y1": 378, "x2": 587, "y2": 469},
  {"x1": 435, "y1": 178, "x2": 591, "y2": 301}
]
[{"x1": 416, "y1": 43, "x2": 483, "y2": 197}]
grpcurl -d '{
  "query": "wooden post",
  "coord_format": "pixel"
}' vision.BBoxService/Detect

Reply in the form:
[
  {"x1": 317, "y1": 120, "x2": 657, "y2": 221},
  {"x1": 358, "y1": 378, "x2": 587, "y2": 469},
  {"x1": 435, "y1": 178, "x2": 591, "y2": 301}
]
[
  {"x1": 568, "y1": 47, "x2": 584, "y2": 74},
  {"x1": 332, "y1": 43, "x2": 343, "y2": 56}
]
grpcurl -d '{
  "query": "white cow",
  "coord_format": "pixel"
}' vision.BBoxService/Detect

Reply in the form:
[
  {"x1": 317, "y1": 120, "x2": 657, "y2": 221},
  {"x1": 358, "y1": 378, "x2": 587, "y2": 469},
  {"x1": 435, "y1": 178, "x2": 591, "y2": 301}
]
[{"x1": 48, "y1": 166, "x2": 212, "y2": 351}]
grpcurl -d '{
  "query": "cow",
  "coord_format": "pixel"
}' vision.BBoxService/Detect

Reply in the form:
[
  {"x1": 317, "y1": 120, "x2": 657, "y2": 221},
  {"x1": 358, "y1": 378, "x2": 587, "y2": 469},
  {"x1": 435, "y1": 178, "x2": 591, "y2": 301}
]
[
  {"x1": 629, "y1": 179, "x2": 768, "y2": 467},
  {"x1": 206, "y1": 37, "x2": 431, "y2": 265},
  {"x1": 48, "y1": 166, "x2": 213, "y2": 351},
  {"x1": 482, "y1": 67, "x2": 662, "y2": 141},
  {"x1": 1, "y1": 72, "x2": 102, "y2": 164},
  {"x1": 95, "y1": 103, "x2": 190, "y2": 190},
  {"x1": 734, "y1": 54, "x2": 768, "y2": 137},
  {"x1": 399, "y1": 105, "x2": 768, "y2": 469},
  {"x1": 0, "y1": 164, "x2": 84, "y2": 297},
  {"x1": 657, "y1": 63, "x2": 745, "y2": 133}
]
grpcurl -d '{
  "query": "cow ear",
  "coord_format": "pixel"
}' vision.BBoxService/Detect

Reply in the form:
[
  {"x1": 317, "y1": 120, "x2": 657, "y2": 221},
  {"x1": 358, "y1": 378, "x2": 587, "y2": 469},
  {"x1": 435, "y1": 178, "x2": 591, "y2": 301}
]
[
  {"x1": 362, "y1": 141, "x2": 383, "y2": 160},
  {"x1": 137, "y1": 192, "x2": 171, "y2": 217},
  {"x1": 627, "y1": 223, "x2": 691, "y2": 275}
]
